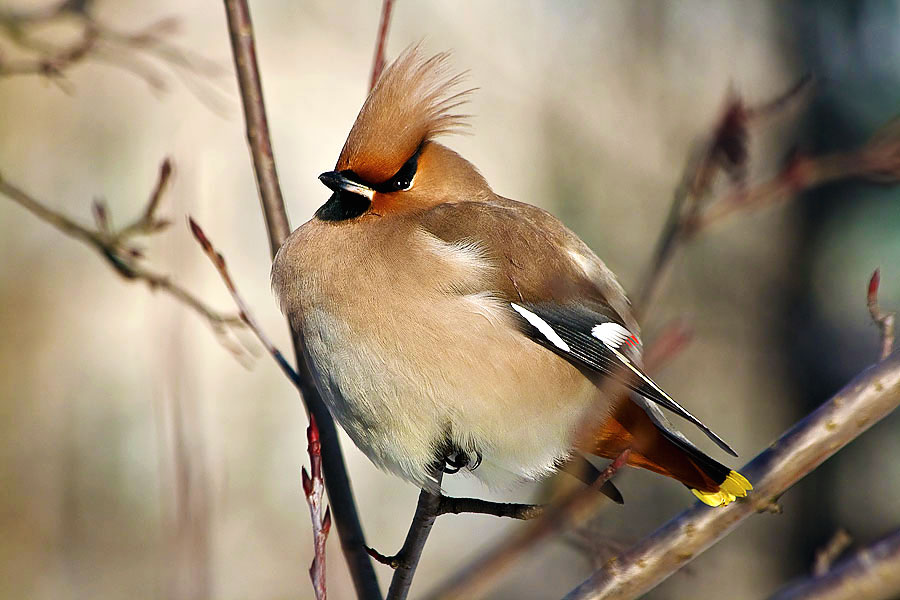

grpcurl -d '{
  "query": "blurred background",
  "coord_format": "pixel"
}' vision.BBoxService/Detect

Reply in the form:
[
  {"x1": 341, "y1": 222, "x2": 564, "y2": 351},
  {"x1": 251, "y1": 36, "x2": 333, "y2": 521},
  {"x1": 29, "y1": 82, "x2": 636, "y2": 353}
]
[{"x1": 1, "y1": 1, "x2": 899, "y2": 598}]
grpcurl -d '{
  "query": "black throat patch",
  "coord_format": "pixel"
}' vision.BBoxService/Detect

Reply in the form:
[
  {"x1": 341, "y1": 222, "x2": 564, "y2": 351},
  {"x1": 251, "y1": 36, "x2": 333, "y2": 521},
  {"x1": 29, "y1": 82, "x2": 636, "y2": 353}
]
[{"x1": 315, "y1": 191, "x2": 371, "y2": 222}]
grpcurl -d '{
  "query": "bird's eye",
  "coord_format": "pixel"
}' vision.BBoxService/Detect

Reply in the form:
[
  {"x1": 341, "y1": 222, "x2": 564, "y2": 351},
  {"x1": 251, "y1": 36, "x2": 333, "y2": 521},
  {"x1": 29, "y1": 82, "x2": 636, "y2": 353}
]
[
  {"x1": 388, "y1": 152, "x2": 418, "y2": 191},
  {"x1": 373, "y1": 145, "x2": 421, "y2": 193}
]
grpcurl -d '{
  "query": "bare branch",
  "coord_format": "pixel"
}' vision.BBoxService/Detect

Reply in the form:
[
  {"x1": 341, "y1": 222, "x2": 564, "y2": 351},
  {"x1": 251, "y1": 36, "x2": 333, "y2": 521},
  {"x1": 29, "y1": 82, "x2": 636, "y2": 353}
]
[
  {"x1": 220, "y1": 2, "x2": 381, "y2": 597},
  {"x1": 770, "y1": 529, "x2": 900, "y2": 600},
  {"x1": 868, "y1": 270, "x2": 895, "y2": 360},
  {"x1": 427, "y1": 450, "x2": 630, "y2": 600},
  {"x1": 0, "y1": 160, "x2": 246, "y2": 358},
  {"x1": 0, "y1": 3, "x2": 227, "y2": 108},
  {"x1": 563, "y1": 353, "x2": 900, "y2": 600},
  {"x1": 369, "y1": 0, "x2": 395, "y2": 91},
  {"x1": 635, "y1": 76, "x2": 810, "y2": 317}
]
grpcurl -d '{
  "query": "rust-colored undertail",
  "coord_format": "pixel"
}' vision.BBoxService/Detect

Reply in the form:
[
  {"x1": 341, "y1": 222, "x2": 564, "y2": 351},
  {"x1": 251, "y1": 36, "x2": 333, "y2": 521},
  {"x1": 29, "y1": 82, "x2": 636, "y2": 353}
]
[{"x1": 586, "y1": 399, "x2": 751, "y2": 506}]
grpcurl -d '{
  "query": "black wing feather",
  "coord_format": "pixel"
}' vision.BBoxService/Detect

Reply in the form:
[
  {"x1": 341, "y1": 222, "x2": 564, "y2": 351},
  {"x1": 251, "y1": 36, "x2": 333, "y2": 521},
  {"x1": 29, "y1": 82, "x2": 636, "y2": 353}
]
[{"x1": 510, "y1": 303, "x2": 737, "y2": 457}]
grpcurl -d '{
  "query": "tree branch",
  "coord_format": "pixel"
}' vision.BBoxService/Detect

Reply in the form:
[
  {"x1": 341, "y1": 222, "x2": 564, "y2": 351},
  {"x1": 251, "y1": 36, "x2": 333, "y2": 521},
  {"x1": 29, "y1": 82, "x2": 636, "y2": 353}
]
[
  {"x1": 0, "y1": 160, "x2": 248, "y2": 358},
  {"x1": 769, "y1": 529, "x2": 900, "y2": 600},
  {"x1": 563, "y1": 351, "x2": 900, "y2": 600},
  {"x1": 220, "y1": 2, "x2": 381, "y2": 597}
]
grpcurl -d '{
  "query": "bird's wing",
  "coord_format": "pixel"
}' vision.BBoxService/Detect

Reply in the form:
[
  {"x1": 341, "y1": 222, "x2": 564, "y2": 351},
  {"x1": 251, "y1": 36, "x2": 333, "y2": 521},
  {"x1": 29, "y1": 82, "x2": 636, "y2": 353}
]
[{"x1": 419, "y1": 197, "x2": 737, "y2": 457}]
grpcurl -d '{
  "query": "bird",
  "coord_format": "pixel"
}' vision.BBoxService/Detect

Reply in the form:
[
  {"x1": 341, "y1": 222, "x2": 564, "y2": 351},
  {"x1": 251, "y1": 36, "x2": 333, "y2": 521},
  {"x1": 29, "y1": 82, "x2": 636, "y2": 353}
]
[{"x1": 271, "y1": 46, "x2": 751, "y2": 507}]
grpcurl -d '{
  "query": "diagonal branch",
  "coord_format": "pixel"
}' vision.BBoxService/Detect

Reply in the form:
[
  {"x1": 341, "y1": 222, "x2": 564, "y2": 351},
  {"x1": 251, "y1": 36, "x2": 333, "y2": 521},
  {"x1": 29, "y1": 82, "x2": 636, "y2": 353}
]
[
  {"x1": 563, "y1": 351, "x2": 900, "y2": 600},
  {"x1": 221, "y1": 1, "x2": 381, "y2": 598}
]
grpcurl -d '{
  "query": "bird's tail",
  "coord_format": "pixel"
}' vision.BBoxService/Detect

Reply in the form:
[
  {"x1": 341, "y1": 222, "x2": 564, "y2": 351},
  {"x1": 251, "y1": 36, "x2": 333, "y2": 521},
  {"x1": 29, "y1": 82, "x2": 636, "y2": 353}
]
[{"x1": 586, "y1": 400, "x2": 752, "y2": 507}]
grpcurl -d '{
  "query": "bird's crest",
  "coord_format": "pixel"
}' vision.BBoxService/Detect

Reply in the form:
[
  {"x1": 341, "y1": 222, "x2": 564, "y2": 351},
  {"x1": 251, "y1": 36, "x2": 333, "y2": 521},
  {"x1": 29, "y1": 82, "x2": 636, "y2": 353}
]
[{"x1": 336, "y1": 45, "x2": 473, "y2": 185}]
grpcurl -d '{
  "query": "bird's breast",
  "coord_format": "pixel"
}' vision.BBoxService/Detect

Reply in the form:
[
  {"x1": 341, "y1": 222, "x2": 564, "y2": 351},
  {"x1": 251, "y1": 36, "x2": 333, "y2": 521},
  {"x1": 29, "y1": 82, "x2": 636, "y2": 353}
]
[{"x1": 272, "y1": 217, "x2": 603, "y2": 486}]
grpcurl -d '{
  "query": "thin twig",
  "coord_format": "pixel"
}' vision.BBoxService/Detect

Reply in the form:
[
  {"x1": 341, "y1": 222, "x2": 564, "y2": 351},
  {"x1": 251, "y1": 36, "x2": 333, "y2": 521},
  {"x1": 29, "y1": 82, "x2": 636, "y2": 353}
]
[
  {"x1": 770, "y1": 528, "x2": 900, "y2": 600},
  {"x1": 563, "y1": 353, "x2": 900, "y2": 600},
  {"x1": 813, "y1": 529, "x2": 853, "y2": 577},
  {"x1": 427, "y1": 450, "x2": 631, "y2": 600},
  {"x1": 188, "y1": 218, "x2": 299, "y2": 383},
  {"x1": 369, "y1": 0, "x2": 395, "y2": 91},
  {"x1": 0, "y1": 161, "x2": 246, "y2": 357},
  {"x1": 868, "y1": 270, "x2": 895, "y2": 360},
  {"x1": 302, "y1": 415, "x2": 332, "y2": 600},
  {"x1": 221, "y1": 1, "x2": 381, "y2": 598},
  {"x1": 437, "y1": 497, "x2": 544, "y2": 520}
]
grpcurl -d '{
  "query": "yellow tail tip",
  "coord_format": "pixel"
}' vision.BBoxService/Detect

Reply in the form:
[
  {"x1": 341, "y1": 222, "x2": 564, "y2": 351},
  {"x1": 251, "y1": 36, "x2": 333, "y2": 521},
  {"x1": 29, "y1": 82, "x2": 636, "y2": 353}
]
[{"x1": 692, "y1": 470, "x2": 753, "y2": 507}]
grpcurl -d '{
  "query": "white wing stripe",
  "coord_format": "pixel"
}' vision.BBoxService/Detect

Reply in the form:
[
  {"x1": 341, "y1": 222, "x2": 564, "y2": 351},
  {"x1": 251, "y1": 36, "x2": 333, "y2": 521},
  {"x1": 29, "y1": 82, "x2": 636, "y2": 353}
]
[{"x1": 510, "y1": 303, "x2": 571, "y2": 352}]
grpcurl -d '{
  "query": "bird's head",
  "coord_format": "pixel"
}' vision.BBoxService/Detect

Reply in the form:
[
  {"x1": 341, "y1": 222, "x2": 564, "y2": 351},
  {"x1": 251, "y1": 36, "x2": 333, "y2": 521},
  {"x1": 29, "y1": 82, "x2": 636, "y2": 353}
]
[{"x1": 316, "y1": 46, "x2": 490, "y2": 222}]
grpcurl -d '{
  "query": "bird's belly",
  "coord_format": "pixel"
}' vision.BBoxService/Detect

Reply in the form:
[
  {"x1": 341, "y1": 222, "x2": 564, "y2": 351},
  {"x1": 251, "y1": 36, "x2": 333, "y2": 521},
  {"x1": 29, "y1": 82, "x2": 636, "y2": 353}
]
[{"x1": 300, "y1": 291, "x2": 601, "y2": 487}]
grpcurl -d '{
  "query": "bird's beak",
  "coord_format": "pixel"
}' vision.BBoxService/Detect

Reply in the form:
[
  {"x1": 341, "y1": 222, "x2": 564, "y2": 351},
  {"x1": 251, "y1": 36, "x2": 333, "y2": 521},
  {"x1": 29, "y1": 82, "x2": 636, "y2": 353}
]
[{"x1": 318, "y1": 171, "x2": 375, "y2": 200}]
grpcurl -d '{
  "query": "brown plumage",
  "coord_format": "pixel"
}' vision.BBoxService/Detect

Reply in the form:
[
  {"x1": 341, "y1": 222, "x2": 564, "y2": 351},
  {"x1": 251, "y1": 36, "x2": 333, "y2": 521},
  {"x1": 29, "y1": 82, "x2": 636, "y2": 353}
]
[{"x1": 272, "y1": 45, "x2": 751, "y2": 506}]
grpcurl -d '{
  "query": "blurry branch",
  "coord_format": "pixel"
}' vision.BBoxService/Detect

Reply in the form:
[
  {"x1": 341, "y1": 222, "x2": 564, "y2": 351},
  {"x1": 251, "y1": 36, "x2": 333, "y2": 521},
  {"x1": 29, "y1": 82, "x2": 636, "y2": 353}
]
[
  {"x1": 563, "y1": 351, "x2": 900, "y2": 600},
  {"x1": 426, "y1": 450, "x2": 631, "y2": 600},
  {"x1": 303, "y1": 416, "x2": 332, "y2": 600},
  {"x1": 868, "y1": 269, "x2": 895, "y2": 360},
  {"x1": 635, "y1": 76, "x2": 813, "y2": 315},
  {"x1": 641, "y1": 319, "x2": 694, "y2": 373},
  {"x1": 0, "y1": 0, "x2": 225, "y2": 108},
  {"x1": 0, "y1": 0, "x2": 227, "y2": 109},
  {"x1": 769, "y1": 529, "x2": 900, "y2": 600},
  {"x1": 635, "y1": 79, "x2": 900, "y2": 319},
  {"x1": 0, "y1": 159, "x2": 247, "y2": 357},
  {"x1": 221, "y1": 1, "x2": 381, "y2": 598},
  {"x1": 369, "y1": 0, "x2": 394, "y2": 90},
  {"x1": 814, "y1": 529, "x2": 853, "y2": 577}
]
